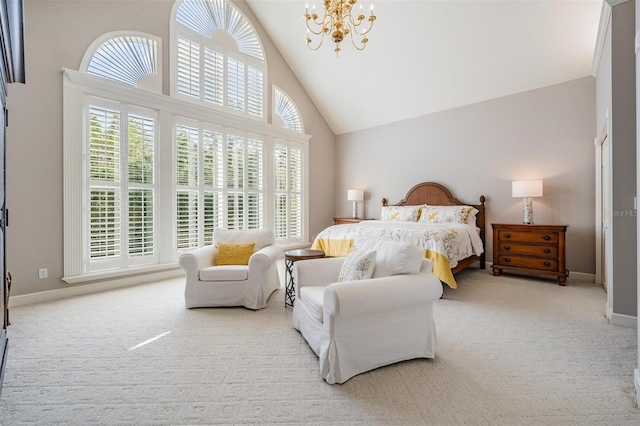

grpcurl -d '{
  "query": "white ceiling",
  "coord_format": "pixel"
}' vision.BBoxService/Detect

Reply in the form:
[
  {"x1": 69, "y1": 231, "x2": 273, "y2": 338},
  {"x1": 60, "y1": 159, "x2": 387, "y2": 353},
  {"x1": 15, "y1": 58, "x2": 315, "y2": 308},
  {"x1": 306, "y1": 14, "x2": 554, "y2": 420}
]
[{"x1": 245, "y1": 0, "x2": 603, "y2": 135}]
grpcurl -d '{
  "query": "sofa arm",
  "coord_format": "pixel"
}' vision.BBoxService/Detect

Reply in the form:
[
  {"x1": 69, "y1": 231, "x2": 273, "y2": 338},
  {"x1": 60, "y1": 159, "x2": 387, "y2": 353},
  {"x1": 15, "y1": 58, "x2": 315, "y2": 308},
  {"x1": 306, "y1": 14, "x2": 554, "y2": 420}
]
[
  {"x1": 178, "y1": 244, "x2": 217, "y2": 275},
  {"x1": 295, "y1": 257, "x2": 344, "y2": 289},
  {"x1": 248, "y1": 244, "x2": 283, "y2": 275},
  {"x1": 323, "y1": 271, "x2": 443, "y2": 318}
]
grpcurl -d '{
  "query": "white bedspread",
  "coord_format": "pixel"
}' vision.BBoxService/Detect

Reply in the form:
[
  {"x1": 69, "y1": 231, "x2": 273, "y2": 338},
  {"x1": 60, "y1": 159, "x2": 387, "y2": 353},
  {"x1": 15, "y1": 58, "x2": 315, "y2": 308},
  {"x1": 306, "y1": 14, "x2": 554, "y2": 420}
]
[{"x1": 311, "y1": 220, "x2": 484, "y2": 288}]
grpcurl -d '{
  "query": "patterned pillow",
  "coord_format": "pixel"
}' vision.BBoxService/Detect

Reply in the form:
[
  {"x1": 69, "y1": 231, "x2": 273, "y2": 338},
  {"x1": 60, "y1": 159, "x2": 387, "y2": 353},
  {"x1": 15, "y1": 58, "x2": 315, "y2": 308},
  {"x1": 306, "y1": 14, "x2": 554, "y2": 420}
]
[
  {"x1": 337, "y1": 249, "x2": 377, "y2": 282},
  {"x1": 418, "y1": 205, "x2": 478, "y2": 225},
  {"x1": 380, "y1": 205, "x2": 421, "y2": 222},
  {"x1": 215, "y1": 243, "x2": 255, "y2": 265}
]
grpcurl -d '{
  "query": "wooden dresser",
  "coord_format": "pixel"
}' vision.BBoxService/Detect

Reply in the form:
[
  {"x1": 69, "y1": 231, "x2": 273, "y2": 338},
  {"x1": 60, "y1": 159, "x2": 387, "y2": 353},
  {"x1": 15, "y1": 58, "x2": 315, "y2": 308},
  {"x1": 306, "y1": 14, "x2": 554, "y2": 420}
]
[
  {"x1": 333, "y1": 217, "x2": 371, "y2": 225},
  {"x1": 491, "y1": 223, "x2": 568, "y2": 285}
]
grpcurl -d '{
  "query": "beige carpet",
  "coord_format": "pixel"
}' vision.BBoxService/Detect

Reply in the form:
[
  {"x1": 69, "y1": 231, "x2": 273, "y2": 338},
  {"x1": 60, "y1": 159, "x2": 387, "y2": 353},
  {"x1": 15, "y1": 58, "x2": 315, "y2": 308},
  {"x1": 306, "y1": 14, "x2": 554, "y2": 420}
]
[{"x1": 0, "y1": 268, "x2": 639, "y2": 425}]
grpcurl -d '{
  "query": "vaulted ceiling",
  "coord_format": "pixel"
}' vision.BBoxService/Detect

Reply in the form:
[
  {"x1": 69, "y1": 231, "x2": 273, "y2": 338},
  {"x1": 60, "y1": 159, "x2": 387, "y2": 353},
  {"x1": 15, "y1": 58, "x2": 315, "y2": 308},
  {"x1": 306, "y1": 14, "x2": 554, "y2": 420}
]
[{"x1": 246, "y1": 0, "x2": 603, "y2": 135}]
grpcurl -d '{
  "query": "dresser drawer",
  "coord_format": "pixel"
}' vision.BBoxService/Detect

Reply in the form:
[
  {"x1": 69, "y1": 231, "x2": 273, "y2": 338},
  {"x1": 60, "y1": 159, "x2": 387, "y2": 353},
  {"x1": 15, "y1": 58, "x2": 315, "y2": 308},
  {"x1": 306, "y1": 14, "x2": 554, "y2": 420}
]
[
  {"x1": 497, "y1": 255, "x2": 558, "y2": 272},
  {"x1": 498, "y1": 230, "x2": 559, "y2": 244},
  {"x1": 498, "y1": 243, "x2": 558, "y2": 257}
]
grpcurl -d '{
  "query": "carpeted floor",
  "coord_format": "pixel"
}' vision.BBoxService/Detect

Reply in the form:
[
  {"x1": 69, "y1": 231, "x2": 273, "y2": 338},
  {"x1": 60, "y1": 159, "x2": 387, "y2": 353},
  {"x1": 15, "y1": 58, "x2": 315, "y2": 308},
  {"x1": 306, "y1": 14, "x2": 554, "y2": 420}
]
[{"x1": 0, "y1": 268, "x2": 639, "y2": 425}]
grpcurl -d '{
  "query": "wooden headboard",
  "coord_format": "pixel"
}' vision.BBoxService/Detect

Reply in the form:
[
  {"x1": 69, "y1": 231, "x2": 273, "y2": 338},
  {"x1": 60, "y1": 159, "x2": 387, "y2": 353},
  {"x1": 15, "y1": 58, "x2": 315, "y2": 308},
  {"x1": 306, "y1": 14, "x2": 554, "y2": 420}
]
[{"x1": 382, "y1": 182, "x2": 486, "y2": 271}]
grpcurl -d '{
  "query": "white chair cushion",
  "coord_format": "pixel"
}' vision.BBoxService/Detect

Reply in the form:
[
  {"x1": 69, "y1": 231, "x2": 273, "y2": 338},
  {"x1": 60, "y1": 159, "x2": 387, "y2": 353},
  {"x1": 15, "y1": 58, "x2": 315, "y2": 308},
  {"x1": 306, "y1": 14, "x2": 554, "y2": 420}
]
[
  {"x1": 299, "y1": 285, "x2": 325, "y2": 324},
  {"x1": 353, "y1": 235, "x2": 423, "y2": 278},
  {"x1": 214, "y1": 229, "x2": 275, "y2": 252},
  {"x1": 199, "y1": 265, "x2": 248, "y2": 282}
]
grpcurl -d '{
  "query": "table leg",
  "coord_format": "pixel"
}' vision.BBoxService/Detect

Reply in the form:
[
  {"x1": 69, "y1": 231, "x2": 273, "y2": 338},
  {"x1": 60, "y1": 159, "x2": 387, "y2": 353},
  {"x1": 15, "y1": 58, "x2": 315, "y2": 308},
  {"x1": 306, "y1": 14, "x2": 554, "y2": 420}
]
[{"x1": 285, "y1": 258, "x2": 295, "y2": 307}]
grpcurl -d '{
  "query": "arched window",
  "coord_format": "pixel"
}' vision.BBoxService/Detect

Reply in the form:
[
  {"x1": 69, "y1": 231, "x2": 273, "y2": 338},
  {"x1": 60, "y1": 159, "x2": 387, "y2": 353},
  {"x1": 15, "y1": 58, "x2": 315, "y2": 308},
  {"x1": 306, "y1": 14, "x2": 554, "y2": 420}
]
[
  {"x1": 172, "y1": 0, "x2": 266, "y2": 118},
  {"x1": 80, "y1": 31, "x2": 162, "y2": 93},
  {"x1": 273, "y1": 86, "x2": 304, "y2": 133}
]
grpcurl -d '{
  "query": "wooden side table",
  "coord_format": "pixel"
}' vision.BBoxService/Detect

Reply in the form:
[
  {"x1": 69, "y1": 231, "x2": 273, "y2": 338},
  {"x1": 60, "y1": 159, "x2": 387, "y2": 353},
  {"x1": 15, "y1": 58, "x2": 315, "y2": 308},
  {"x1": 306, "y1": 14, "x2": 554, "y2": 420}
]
[
  {"x1": 492, "y1": 223, "x2": 568, "y2": 285},
  {"x1": 333, "y1": 217, "x2": 372, "y2": 225},
  {"x1": 284, "y1": 249, "x2": 325, "y2": 307}
]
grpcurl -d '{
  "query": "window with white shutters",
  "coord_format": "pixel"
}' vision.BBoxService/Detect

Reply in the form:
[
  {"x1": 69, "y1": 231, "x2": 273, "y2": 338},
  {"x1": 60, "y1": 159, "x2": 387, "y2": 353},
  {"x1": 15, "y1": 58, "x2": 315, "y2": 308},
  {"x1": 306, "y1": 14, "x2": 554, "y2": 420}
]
[
  {"x1": 64, "y1": 5, "x2": 310, "y2": 282},
  {"x1": 87, "y1": 101, "x2": 157, "y2": 271},
  {"x1": 173, "y1": 0, "x2": 265, "y2": 119}
]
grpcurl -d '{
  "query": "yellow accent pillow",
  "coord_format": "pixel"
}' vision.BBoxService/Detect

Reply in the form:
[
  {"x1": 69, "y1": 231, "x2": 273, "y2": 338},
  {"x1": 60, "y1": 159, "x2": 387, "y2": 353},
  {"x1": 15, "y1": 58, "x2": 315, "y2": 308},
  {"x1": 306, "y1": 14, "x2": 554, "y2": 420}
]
[{"x1": 215, "y1": 243, "x2": 255, "y2": 265}]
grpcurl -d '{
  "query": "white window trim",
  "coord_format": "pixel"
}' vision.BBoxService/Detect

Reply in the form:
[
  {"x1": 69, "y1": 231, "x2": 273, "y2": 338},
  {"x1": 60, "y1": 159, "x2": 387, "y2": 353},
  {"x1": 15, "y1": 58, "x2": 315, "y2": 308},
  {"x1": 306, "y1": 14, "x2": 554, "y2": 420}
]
[{"x1": 63, "y1": 68, "x2": 309, "y2": 284}]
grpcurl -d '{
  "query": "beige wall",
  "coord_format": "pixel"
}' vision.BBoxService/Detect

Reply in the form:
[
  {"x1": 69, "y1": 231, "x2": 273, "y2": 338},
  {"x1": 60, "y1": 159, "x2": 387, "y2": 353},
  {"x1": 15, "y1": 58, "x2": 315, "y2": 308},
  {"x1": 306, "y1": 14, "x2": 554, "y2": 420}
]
[
  {"x1": 336, "y1": 77, "x2": 596, "y2": 275},
  {"x1": 6, "y1": 0, "x2": 336, "y2": 296}
]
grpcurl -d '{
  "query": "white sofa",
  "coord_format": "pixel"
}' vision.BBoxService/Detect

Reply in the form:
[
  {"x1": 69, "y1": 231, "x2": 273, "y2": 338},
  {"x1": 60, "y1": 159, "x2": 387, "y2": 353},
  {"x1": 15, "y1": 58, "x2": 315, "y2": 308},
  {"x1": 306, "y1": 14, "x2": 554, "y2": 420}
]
[
  {"x1": 178, "y1": 229, "x2": 283, "y2": 310},
  {"x1": 292, "y1": 256, "x2": 443, "y2": 384}
]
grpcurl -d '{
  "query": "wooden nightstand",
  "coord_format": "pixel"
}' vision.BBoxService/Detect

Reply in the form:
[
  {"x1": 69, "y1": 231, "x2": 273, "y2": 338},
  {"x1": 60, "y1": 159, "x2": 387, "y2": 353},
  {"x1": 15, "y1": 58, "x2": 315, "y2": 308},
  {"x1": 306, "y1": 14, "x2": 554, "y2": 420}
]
[
  {"x1": 492, "y1": 223, "x2": 569, "y2": 285},
  {"x1": 333, "y1": 217, "x2": 371, "y2": 225}
]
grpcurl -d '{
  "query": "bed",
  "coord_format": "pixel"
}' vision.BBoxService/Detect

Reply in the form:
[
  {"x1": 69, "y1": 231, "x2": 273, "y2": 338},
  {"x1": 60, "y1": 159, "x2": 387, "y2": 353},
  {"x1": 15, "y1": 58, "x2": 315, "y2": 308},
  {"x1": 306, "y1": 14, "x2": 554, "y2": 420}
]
[{"x1": 311, "y1": 182, "x2": 486, "y2": 288}]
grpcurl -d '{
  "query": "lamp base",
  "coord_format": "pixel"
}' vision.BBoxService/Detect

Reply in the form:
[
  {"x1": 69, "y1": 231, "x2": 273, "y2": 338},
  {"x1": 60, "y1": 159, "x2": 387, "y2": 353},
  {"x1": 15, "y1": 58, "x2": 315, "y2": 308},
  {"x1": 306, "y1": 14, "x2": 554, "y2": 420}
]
[
  {"x1": 522, "y1": 197, "x2": 534, "y2": 225},
  {"x1": 352, "y1": 201, "x2": 358, "y2": 219}
]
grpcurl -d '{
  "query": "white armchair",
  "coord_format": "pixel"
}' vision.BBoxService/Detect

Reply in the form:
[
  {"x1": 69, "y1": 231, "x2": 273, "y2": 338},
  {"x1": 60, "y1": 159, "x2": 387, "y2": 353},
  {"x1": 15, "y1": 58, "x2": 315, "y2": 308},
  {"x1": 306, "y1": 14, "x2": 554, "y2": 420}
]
[
  {"x1": 178, "y1": 229, "x2": 283, "y2": 310},
  {"x1": 292, "y1": 256, "x2": 443, "y2": 384}
]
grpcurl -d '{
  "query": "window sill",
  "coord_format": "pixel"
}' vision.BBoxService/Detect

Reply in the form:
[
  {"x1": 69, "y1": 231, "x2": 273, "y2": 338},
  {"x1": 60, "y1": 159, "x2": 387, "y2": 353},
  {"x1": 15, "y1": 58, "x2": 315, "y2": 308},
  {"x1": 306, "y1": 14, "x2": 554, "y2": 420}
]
[{"x1": 62, "y1": 262, "x2": 181, "y2": 285}]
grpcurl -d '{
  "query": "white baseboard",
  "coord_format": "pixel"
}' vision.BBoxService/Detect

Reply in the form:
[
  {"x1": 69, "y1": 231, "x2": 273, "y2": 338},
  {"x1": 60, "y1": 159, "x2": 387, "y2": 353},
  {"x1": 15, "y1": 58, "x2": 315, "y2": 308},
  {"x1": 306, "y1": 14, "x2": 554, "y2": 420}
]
[
  {"x1": 610, "y1": 312, "x2": 638, "y2": 329},
  {"x1": 9, "y1": 268, "x2": 184, "y2": 308},
  {"x1": 568, "y1": 271, "x2": 595, "y2": 282},
  {"x1": 635, "y1": 369, "x2": 640, "y2": 408}
]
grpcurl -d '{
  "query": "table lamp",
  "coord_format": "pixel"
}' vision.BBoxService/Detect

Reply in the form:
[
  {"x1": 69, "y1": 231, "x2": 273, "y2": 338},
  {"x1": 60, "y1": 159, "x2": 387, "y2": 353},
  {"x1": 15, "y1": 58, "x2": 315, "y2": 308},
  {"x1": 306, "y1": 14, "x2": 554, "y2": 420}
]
[
  {"x1": 347, "y1": 189, "x2": 364, "y2": 219},
  {"x1": 512, "y1": 180, "x2": 543, "y2": 224}
]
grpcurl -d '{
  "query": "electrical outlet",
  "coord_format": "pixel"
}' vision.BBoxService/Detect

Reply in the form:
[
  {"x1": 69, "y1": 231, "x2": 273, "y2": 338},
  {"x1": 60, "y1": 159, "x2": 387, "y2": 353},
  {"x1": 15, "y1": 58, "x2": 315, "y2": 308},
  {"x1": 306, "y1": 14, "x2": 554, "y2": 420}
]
[{"x1": 38, "y1": 268, "x2": 48, "y2": 279}]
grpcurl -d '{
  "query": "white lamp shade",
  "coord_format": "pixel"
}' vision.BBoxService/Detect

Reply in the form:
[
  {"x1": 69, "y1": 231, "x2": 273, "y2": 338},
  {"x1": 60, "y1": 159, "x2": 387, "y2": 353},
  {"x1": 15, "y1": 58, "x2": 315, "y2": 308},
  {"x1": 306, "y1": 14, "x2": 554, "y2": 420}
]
[
  {"x1": 512, "y1": 180, "x2": 543, "y2": 198},
  {"x1": 347, "y1": 189, "x2": 364, "y2": 201}
]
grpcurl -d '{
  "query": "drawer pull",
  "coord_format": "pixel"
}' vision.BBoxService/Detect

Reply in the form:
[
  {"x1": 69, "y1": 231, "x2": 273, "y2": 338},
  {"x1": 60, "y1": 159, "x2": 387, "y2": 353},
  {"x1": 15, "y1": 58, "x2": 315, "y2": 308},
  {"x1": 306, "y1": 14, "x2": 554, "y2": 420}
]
[
  {"x1": 544, "y1": 262, "x2": 551, "y2": 267},
  {"x1": 504, "y1": 246, "x2": 511, "y2": 250},
  {"x1": 544, "y1": 235, "x2": 551, "y2": 241},
  {"x1": 504, "y1": 233, "x2": 511, "y2": 238},
  {"x1": 544, "y1": 249, "x2": 550, "y2": 254},
  {"x1": 504, "y1": 258, "x2": 511, "y2": 263}
]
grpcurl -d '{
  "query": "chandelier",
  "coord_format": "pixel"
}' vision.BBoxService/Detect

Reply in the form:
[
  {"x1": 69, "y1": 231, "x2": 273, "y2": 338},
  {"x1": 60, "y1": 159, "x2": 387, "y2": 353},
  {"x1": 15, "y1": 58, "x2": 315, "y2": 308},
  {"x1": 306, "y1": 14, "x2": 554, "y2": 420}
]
[{"x1": 304, "y1": 1, "x2": 376, "y2": 56}]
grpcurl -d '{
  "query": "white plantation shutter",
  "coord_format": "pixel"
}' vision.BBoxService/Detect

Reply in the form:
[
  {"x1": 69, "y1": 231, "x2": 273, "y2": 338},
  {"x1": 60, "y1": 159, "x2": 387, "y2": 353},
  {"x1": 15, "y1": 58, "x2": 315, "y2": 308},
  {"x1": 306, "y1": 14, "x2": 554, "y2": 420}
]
[
  {"x1": 247, "y1": 138, "x2": 263, "y2": 228},
  {"x1": 247, "y1": 67, "x2": 263, "y2": 118},
  {"x1": 273, "y1": 86, "x2": 303, "y2": 133},
  {"x1": 204, "y1": 48, "x2": 224, "y2": 106},
  {"x1": 175, "y1": 0, "x2": 264, "y2": 61},
  {"x1": 175, "y1": 124, "x2": 200, "y2": 251},
  {"x1": 90, "y1": 188, "x2": 121, "y2": 259},
  {"x1": 128, "y1": 189, "x2": 154, "y2": 256},
  {"x1": 89, "y1": 105, "x2": 121, "y2": 263},
  {"x1": 274, "y1": 141, "x2": 302, "y2": 242},
  {"x1": 127, "y1": 113, "x2": 155, "y2": 258},
  {"x1": 176, "y1": 124, "x2": 199, "y2": 187},
  {"x1": 203, "y1": 129, "x2": 223, "y2": 244},
  {"x1": 85, "y1": 34, "x2": 159, "y2": 91},
  {"x1": 177, "y1": 36, "x2": 200, "y2": 98},
  {"x1": 176, "y1": 190, "x2": 199, "y2": 249},
  {"x1": 227, "y1": 58, "x2": 245, "y2": 112},
  {"x1": 87, "y1": 101, "x2": 157, "y2": 270}
]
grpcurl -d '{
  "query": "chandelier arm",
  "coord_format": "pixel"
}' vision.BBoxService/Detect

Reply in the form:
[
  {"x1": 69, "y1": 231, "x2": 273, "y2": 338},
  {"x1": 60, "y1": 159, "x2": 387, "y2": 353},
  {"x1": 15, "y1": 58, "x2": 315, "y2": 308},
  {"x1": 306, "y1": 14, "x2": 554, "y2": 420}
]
[
  {"x1": 306, "y1": 27, "x2": 328, "y2": 51},
  {"x1": 348, "y1": 26, "x2": 367, "y2": 51}
]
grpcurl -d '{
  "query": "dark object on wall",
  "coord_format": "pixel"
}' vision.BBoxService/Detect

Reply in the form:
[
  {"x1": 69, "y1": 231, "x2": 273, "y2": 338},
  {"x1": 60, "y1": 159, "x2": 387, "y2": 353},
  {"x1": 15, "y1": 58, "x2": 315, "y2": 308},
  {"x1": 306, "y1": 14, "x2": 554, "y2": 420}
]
[{"x1": 0, "y1": 0, "x2": 25, "y2": 398}]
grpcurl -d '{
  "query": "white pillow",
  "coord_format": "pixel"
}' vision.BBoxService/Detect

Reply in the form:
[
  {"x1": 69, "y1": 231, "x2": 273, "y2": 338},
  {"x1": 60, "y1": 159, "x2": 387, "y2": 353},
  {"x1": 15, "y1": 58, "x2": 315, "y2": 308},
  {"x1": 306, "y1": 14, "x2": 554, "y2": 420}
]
[
  {"x1": 352, "y1": 235, "x2": 423, "y2": 278},
  {"x1": 380, "y1": 205, "x2": 421, "y2": 222},
  {"x1": 418, "y1": 205, "x2": 478, "y2": 225},
  {"x1": 337, "y1": 249, "x2": 377, "y2": 282}
]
